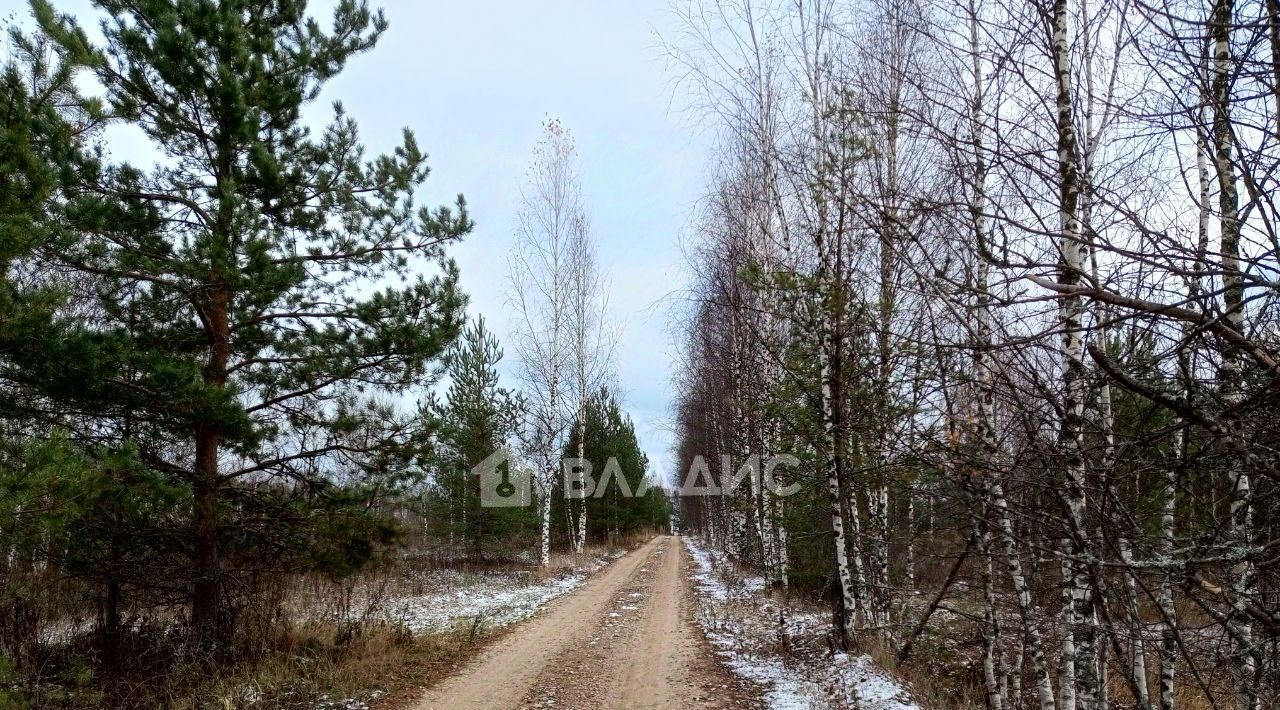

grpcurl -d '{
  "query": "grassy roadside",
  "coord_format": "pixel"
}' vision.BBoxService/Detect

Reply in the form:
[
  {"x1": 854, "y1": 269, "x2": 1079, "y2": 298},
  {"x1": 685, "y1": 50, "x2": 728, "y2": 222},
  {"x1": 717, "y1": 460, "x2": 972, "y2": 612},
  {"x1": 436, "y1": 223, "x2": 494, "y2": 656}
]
[
  {"x1": 1, "y1": 607, "x2": 508, "y2": 709},
  {"x1": 1, "y1": 544, "x2": 637, "y2": 710}
]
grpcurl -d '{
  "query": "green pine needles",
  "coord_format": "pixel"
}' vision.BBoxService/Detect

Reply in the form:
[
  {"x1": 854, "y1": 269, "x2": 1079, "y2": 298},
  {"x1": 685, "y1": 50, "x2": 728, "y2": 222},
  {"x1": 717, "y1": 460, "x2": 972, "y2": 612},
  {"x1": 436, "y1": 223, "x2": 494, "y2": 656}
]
[{"x1": 4, "y1": 0, "x2": 470, "y2": 647}]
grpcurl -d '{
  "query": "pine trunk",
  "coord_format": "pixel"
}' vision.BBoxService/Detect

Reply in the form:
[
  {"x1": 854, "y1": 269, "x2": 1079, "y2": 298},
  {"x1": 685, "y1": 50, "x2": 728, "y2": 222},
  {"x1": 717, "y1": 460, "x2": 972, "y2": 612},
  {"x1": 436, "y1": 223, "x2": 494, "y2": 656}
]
[{"x1": 191, "y1": 285, "x2": 230, "y2": 647}]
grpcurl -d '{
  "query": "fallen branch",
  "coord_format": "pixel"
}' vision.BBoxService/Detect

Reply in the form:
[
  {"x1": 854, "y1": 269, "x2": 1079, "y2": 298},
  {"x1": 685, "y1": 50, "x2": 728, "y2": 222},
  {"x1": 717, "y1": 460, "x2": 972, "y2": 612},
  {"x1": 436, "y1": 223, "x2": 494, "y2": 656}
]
[{"x1": 897, "y1": 533, "x2": 975, "y2": 663}]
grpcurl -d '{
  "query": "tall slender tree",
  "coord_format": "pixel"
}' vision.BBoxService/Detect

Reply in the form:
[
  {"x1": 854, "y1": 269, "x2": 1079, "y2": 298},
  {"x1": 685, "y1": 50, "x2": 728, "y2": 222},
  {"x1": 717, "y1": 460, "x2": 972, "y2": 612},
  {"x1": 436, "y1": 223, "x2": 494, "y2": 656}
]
[
  {"x1": 566, "y1": 212, "x2": 612, "y2": 553},
  {"x1": 509, "y1": 118, "x2": 583, "y2": 566}
]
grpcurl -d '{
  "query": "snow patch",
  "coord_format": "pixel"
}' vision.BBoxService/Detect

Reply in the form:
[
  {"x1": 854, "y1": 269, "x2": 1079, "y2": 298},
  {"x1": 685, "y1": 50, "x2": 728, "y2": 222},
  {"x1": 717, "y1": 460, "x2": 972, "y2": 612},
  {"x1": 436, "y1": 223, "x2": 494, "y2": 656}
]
[
  {"x1": 383, "y1": 552, "x2": 621, "y2": 633},
  {"x1": 683, "y1": 537, "x2": 919, "y2": 710}
]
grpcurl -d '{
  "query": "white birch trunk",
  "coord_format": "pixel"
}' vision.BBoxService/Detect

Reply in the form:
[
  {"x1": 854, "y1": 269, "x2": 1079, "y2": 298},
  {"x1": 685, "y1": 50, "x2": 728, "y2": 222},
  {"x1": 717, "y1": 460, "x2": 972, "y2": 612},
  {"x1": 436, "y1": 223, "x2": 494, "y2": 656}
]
[
  {"x1": 775, "y1": 496, "x2": 790, "y2": 588},
  {"x1": 983, "y1": 521, "x2": 1007, "y2": 710},
  {"x1": 1156, "y1": 446, "x2": 1178, "y2": 710},
  {"x1": 1050, "y1": 0, "x2": 1099, "y2": 704},
  {"x1": 1209, "y1": 4, "x2": 1259, "y2": 707},
  {"x1": 1012, "y1": 633, "x2": 1027, "y2": 710},
  {"x1": 575, "y1": 417, "x2": 586, "y2": 553},
  {"x1": 992, "y1": 479, "x2": 1058, "y2": 710},
  {"x1": 844, "y1": 476, "x2": 871, "y2": 626},
  {"x1": 539, "y1": 473, "x2": 552, "y2": 567},
  {"x1": 821, "y1": 318, "x2": 858, "y2": 648},
  {"x1": 966, "y1": 5, "x2": 1037, "y2": 703},
  {"x1": 1059, "y1": 543, "x2": 1079, "y2": 710},
  {"x1": 905, "y1": 488, "x2": 915, "y2": 593}
]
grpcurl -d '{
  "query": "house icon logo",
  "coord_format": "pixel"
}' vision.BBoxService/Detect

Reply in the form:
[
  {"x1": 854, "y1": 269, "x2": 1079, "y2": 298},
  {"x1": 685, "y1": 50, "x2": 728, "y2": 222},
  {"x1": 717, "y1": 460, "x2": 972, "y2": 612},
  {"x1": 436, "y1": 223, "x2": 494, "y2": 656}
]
[{"x1": 473, "y1": 445, "x2": 533, "y2": 507}]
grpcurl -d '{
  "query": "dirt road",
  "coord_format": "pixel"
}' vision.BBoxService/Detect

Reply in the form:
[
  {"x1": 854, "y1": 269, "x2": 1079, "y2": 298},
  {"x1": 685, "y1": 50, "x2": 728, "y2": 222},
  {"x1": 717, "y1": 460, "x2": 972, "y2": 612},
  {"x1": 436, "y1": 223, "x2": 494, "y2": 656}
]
[{"x1": 409, "y1": 536, "x2": 756, "y2": 710}]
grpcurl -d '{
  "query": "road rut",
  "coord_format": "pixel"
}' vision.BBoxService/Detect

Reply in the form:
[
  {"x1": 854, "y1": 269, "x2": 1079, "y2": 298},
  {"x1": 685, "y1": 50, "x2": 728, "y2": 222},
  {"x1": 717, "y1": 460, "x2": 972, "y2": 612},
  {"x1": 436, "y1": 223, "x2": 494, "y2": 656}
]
[{"x1": 409, "y1": 536, "x2": 754, "y2": 710}]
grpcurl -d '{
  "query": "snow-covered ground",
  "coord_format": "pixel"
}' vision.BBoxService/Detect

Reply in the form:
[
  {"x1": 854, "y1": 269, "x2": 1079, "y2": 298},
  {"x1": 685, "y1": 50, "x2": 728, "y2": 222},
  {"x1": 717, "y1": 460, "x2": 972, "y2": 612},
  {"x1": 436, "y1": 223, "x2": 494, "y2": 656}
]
[
  {"x1": 298, "y1": 549, "x2": 624, "y2": 635},
  {"x1": 683, "y1": 537, "x2": 920, "y2": 710},
  {"x1": 384, "y1": 552, "x2": 621, "y2": 633},
  {"x1": 299, "y1": 549, "x2": 623, "y2": 710}
]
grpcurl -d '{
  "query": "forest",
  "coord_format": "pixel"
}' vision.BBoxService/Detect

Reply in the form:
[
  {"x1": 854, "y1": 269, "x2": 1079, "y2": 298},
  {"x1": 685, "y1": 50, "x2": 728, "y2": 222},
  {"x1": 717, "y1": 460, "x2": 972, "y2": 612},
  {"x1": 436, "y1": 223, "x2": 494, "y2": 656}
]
[{"x1": 669, "y1": 0, "x2": 1280, "y2": 707}]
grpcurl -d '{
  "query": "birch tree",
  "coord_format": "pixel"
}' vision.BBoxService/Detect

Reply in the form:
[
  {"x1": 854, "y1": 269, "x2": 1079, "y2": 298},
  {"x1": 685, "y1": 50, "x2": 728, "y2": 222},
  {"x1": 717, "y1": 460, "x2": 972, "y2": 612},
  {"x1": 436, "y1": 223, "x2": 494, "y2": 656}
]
[
  {"x1": 509, "y1": 119, "x2": 583, "y2": 566},
  {"x1": 566, "y1": 214, "x2": 613, "y2": 553},
  {"x1": 670, "y1": 0, "x2": 1280, "y2": 705}
]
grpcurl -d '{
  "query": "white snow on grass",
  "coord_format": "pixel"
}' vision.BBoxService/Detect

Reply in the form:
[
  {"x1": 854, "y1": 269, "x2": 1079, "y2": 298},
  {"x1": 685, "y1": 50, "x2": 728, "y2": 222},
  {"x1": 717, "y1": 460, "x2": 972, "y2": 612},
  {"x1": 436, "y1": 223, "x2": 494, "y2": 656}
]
[
  {"x1": 312, "y1": 689, "x2": 384, "y2": 710},
  {"x1": 683, "y1": 537, "x2": 919, "y2": 710},
  {"x1": 298, "y1": 550, "x2": 623, "y2": 710},
  {"x1": 382, "y1": 551, "x2": 622, "y2": 633}
]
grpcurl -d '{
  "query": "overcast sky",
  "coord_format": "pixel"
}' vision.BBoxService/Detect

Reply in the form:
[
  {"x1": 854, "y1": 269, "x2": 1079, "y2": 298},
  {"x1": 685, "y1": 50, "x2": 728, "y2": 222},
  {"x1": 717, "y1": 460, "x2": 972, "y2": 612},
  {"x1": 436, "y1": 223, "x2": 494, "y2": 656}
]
[
  {"x1": 329, "y1": 1, "x2": 710, "y2": 477},
  {"x1": 12, "y1": 0, "x2": 711, "y2": 475}
]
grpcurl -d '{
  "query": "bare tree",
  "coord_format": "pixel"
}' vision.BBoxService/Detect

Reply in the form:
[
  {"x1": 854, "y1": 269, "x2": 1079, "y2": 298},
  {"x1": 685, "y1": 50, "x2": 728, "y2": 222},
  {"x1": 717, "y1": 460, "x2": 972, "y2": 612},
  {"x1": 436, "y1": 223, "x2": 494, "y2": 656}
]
[
  {"x1": 509, "y1": 118, "x2": 584, "y2": 566},
  {"x1": 669, "y1": 0, "x2": 1280, "y2": 706},
  {"x1": 566, "y1": 211, "x2": 615, "y2": 553}
]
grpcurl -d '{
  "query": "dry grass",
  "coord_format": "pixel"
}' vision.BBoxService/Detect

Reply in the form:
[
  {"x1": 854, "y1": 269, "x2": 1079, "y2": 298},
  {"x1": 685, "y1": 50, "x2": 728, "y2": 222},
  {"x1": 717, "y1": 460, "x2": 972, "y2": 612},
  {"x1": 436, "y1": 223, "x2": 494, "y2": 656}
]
[
  {"x1": 866, "y1": 637, "x2": 983, "y2": 710},
  {"x1": 2, "y1": 617, "x2": 501, "y2": 710},
  {"x1": 894, "y1": 585, "x2": 1242, "y2": 710},
  {"x1": 1, "y1": 538, "x2": 647, "y2": 709}
]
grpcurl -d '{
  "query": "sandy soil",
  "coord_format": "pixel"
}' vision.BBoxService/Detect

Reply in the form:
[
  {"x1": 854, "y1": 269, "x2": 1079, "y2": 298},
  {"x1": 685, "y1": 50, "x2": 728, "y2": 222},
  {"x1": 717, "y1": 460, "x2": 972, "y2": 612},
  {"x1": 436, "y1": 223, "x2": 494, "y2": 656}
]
[{"x1": 408, "y1": 536, "x2": 757, "y2": 710}]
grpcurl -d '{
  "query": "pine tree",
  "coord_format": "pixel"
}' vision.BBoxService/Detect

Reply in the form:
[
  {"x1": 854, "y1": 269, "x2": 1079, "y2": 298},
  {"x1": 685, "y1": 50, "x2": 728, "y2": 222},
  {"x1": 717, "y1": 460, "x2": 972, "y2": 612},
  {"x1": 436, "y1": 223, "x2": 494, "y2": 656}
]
[
  {"x1": 424, "y1": 317, "x2": 526, "y2": 559},
  {"x1": 0, "y1": 23, "x2": 110, "y2": 665},
  {"x1": 562, "y1": 389, "x2": 668, "y2": 542},
  {"x1": 19, "y1": 0, "x2": 471, "y2": 645}
]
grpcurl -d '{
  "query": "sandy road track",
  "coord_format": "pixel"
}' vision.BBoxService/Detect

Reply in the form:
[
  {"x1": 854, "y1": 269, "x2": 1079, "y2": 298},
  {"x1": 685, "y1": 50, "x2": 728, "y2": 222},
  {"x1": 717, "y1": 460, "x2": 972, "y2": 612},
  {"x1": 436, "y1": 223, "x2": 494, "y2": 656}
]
[{"x1": 409, "y1": 536, "x2": 755, "y2": 710}]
